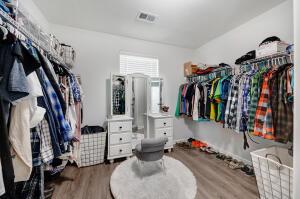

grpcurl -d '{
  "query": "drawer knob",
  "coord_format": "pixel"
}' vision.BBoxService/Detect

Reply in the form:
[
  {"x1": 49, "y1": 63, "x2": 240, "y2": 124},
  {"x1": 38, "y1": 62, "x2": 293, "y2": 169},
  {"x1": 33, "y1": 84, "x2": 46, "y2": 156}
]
[
  {"x1": 119, "y1": 138, "x2": 123, "y2": 141},
  {"x1": 119, "y1": 149, "x2": 123, "y2": 153},
  {"x1": 164, "y1": 132, "x2": 167, "y2": 135},
  {"x1": 163, "y1": 122, "x2": 166, "y2": 126},
  {"x1": 119, "y1": 126, "x2": 123, "y2": 129}
]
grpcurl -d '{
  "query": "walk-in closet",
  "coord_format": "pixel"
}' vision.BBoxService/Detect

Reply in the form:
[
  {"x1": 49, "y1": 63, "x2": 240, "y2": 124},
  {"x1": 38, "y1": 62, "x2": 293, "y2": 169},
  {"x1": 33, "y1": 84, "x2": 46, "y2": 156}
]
[{"x1": 0, "y1": 0, "x2": 299, "y2": 198}]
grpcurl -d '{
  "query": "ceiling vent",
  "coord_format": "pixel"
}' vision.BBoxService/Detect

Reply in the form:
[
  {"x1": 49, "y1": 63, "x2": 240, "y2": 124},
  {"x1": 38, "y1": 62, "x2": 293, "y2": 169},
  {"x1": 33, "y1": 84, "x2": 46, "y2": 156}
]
[{"x1": 136, "y1": 11, "x2": 157, "y2": 23}]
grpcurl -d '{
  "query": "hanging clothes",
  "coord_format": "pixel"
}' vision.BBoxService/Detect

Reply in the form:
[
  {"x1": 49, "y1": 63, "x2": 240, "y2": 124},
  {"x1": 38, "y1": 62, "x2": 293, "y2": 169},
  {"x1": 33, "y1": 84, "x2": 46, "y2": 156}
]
[
  {"x1": 0, "y1": 33, "x2": 83, "y2": 198},
  {"x1": 224, "y1": 75, "x2": 241, "y2": 129},
  {"x1": 176, "y1": 76, "x2": 231, "y2": 122},
  {"x1": 270, "y1": 65, "x2": 293, "y2": 143},
  {"x1": 209, "y1": 77, "x2": 220, "y2": 120},
  {"x1": 0, "y1": 98, "x2": 15, "y2": 199}
]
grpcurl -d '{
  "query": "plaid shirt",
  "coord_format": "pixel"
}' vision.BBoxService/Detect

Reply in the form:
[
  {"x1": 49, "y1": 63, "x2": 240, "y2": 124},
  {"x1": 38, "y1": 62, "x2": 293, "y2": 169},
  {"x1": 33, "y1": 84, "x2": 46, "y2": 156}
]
[
  {"x1": 15, "y1": 166, "x2": 44, "y2": 199},
  {"x1": 253, "y1": 71, "x2": 274, "y2": 139},
  {"x1": 240, "y1": 75, "x2": 252, "y2": 132},
  {"x1": 274, "y1": 67, "x2": 293, "y2": 143},
  {"x1": 235, "y1": 76, "x2": 245, "y2": 133},
  {"x1": 248, "y1": 68, "x2": 267, "y2": 133},
  {"x1": 224, "y1": 77, "x2": 235, "y2": 128},
  {"x1": 248, "y1": 74, "x2": 260, "y2": 133},
  {"x1": 224, "y1": 76, "x2": 241, "y2": 129},
  {"x1": 37, "y1": 119, "x2": 54, "y2": 164},
  {"x1": 31, "y1": 127, "x2": 42, "y2": 167},
  {"x1": 39, "y1": 68, "x2": 72, "y2": 142}
]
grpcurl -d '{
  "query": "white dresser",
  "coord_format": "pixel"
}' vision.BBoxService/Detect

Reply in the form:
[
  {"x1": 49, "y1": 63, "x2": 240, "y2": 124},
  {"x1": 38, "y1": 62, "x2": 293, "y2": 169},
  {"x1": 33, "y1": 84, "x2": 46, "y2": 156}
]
[
  {"x1": 107, "y1": 116, "x2": 133, "y2": 163},
  {"x1": 147, "y1": 114, "x2": 174, "y2": 152}
]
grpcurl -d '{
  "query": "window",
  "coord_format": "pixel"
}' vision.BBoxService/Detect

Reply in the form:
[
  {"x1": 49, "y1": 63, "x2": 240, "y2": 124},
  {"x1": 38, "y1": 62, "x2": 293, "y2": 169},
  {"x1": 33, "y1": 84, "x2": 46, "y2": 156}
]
[{"x1": 120, "y1": 54, "x2": 159, "y2": 77}]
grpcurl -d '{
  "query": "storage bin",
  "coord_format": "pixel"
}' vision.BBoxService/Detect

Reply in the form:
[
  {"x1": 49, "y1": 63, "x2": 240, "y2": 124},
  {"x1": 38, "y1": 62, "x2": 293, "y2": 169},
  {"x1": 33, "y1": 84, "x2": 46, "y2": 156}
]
[
  {"x1": 250, "y1": 147, "x2": 293, "y2": 199},
  {"x1": 256, "y1": 41, "x2": 289, "y2": 58},
  {"x1": 184, "y1": 61, "x2": 198, "y2": 77},
  {"x1": 77, "y1": 131, "x2": 107, "y2": 167},
  {"x1": 60, "y1": 44, "x2": 76, "y2": 68}
]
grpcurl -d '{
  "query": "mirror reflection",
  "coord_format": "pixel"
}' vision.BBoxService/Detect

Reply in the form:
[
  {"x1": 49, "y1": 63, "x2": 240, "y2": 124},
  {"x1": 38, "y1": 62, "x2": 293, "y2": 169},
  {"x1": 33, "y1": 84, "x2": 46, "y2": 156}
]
[
  {"x1": 112, "y1": 75, "x2": 126, "y2": 115},
  {"x1": 131, "y1": 76, "x2": 147, "y2": 133}
]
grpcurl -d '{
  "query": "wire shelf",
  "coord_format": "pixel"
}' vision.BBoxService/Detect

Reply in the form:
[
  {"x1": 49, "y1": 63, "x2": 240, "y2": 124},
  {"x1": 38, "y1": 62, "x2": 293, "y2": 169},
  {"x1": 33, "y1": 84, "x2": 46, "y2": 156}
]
[
  {"x1": 186, "y1": 67, "x2": 233, "y2": 83},
  {"x1": 240, "y1": 52, "x2": 293, "y2": 65},
  {"x1": 0, "y1": 8, "x2": 65, "y2": 65}
]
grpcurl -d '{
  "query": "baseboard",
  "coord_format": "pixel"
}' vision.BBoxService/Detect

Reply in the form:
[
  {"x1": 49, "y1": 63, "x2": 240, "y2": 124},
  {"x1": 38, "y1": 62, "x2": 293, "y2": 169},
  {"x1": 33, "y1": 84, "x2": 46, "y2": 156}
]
[{"x1": 173, "y1": 138, "x2": 252, "y2": 165}]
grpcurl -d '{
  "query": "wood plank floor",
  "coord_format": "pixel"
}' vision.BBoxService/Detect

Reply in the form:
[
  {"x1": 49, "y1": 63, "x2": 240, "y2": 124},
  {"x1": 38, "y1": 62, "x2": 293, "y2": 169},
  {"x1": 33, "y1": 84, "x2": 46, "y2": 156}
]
[{"x1": 50, "y1": 147, "x2": 259, "y2": 199}]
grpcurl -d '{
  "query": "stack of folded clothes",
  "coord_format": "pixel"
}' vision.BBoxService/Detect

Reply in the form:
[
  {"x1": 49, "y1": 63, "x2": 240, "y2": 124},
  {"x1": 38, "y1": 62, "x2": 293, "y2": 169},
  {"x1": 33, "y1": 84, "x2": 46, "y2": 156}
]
[
  {"x1": 195, "y1": 65, "x2": 219, "y2": 75},
  {"x1": 195, "y1": 63, "x2": 230, "y2": 75},
  {"x1": 235, "y1": 36, "x2": 284, "y2": 65},
  {"x1": 235, "y1": 50, "x2": 256, "y2": 65}
]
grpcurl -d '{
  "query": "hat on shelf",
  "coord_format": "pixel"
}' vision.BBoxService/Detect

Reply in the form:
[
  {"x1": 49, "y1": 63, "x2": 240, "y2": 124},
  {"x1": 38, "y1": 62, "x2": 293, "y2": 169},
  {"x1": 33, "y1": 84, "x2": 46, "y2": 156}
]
[
  {"x1": 235, "y1": 50, "x2": 256, "y2": 65},
  {"x1": 219, "y1": 63, "x2": 230, "y2": 68},
  {"x1": 259, "y1": 36, "x2": 281, "y2": 47}
]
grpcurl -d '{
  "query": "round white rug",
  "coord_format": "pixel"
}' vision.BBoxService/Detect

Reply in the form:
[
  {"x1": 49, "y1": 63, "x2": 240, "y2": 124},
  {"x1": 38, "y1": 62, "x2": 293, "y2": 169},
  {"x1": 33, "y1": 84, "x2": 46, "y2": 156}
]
[{"x1": 110, "y1": 156, "x2": 197, "y2": 199}]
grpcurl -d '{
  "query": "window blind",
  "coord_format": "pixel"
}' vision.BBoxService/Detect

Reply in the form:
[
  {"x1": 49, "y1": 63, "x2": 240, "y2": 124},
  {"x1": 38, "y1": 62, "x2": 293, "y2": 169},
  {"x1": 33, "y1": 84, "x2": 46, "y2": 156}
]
[{"x1": 120, "y1": 54, "x2": 159, "y2": 77}]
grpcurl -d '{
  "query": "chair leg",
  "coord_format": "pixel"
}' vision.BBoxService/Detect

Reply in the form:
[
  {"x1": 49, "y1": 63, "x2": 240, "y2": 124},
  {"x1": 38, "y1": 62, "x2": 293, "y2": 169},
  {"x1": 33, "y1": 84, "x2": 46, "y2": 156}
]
[
  {"x1": 138, "y1": 159, "x2": 143, "y2": 178},
  {"x1": 161, "y1": 158, "x2": 166, "y2": 175}
]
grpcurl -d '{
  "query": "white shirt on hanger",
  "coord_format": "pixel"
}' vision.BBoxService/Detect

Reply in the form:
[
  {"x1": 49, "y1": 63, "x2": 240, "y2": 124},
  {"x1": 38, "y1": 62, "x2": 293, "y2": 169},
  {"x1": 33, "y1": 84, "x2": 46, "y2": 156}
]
[
  {"x1": 192, "y1": 84, "x2": 200, "y2": 121},
  {"x1": 9, "y1": 71, "x2": 45, "y2": 182},
  {"x1": 27, "y1": 72, "x2": 46, "y2": 128}
]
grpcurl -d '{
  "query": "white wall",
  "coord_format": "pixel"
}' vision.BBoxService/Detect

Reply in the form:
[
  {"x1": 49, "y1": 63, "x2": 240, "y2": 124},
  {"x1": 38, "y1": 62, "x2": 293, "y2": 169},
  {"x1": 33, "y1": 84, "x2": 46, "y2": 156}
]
[
  {"x1": 293, "y1": 0, "x2": 299, "y2": 198},
  {"x1": 19, "y1": 0, "x2": 50, "y2": 31},
  {"x1": 189, "y1": 0, "x2": 293, "y2": 162},
  {"x1": 50, "y1": 24, "x2": 194, "y2": 141}
]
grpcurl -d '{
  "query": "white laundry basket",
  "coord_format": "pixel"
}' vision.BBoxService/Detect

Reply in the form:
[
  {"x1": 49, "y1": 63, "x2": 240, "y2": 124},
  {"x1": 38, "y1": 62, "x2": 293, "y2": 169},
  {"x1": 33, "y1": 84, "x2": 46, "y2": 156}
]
[
  {"x1": 250, "y1": 147, "x2": 293, "y2": 199},
  {"x1": 77, "y1": 132, "x2": 107, "y2": 167}
]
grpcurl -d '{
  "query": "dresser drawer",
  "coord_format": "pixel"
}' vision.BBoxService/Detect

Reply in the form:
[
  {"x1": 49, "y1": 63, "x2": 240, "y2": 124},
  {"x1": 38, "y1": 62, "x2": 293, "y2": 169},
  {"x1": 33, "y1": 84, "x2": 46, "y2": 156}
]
[
  {"x1": 154, "y1": 118, "x2": 173, "y2": 128},
  {"x1": 155, "y1": 128, "x2": 173, "y2": 138},
  {"x1": 110, "y1": 133, "x2": 132, "y2": 145},
  {"x1": 109, "y1": 121, "x2": 132, "y2": 133},
  {"x1": 110, "y1": 144, "x2": 132, "y2": 157}
]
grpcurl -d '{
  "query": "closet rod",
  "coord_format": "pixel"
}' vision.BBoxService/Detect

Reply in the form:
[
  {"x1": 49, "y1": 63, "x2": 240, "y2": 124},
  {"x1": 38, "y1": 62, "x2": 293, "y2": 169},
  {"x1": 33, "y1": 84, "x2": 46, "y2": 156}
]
[
  {"x1": 0, "y1": 9, "x2": 65, "y2": 65},
  {"x1": 186, "y1": 67, "x2": 232, "y2": 83},
  {"x1": 240, "y1": 52, "x2": 294, "y2": 65}
]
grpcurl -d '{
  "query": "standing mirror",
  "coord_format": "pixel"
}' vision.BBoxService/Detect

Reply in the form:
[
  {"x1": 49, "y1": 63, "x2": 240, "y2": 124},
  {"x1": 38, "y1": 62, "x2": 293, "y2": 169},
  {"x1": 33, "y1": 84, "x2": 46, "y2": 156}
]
[
  {"x1": 149, "y1": 78, "x2": 163, "y2": 114},
  {"x1": 129, "y1": 74, "x2": 148, "y2": 134}
]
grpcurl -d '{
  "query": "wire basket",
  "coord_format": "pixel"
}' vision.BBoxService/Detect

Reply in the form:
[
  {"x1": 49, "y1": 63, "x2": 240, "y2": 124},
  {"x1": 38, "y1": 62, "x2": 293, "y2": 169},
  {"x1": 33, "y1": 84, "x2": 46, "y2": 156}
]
[
  {"x1": 60, "y1": 44, "x2": 76, "y2": 68},
  {"x1": 38, "y1": 30, "x2": 51, "y2": 52},
  {"x1": 250, "y1": 147, "x2": 293, "y2": 199},
  {"x1": 50, "y1": 34, "x2": 61, "y2": 56},
  {"x1": 77, "y1": 132, "x2": 107, "y2": 167},
  {"x1": 16, "y1": 4, "x2": 39, "y2": 40}
]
